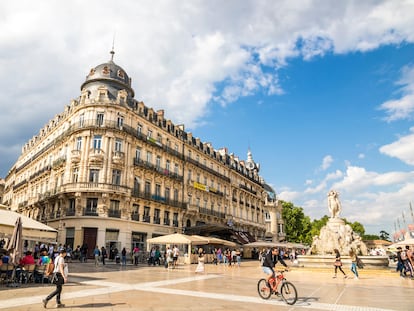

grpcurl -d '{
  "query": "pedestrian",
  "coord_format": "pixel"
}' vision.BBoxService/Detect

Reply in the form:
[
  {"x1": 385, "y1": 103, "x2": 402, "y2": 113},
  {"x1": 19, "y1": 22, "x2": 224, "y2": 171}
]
[
  {"x1": 133, "y1": 246, "x2": 140, "y2": 265},
  {"x1": 101, "y1": 246, "x2": 107, "y2": 265},
  {"x1": 349, "y1": 248, "x2": 359, "y2": 280},
  {"x1": 42, "y1": 249, "x2": 68, "y2": 308},
  {"x1": 121, "y1": 247, "x2": 127, "y2": 266},
  {"x1": 94, "y1": 245, "x2": 101, "y2": 266},
  {"x1": 172, "y1": 245, "x2": 179, "y2": 269},
  {"x1": 195, "y1": 248, "x2": 205, "y2": 274},
  {"x1": 332, "y1": 249, "x2": 347, "y2": 278}
]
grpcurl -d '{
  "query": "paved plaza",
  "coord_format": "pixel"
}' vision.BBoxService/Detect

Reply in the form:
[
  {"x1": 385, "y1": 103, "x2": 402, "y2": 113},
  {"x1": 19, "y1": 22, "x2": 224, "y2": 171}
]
[{"x1": 0, "y1": 260, "x2": 412, "y2": 311}]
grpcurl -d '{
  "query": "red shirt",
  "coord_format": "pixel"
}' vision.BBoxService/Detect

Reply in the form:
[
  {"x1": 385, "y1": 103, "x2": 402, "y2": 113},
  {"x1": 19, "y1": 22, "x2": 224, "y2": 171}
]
[{"x1": 20, "y1": 255, "x2": 36, "y2": 265}]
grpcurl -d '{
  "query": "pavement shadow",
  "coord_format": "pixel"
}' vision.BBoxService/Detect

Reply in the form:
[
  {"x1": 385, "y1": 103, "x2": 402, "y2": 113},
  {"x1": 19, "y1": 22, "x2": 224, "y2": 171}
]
[
  {"x1": 295, "y1": 296, "x2": 319, "y2": 305},
  {"x1": 70, "y1": 303, "x2": 126, "y2": 308}
]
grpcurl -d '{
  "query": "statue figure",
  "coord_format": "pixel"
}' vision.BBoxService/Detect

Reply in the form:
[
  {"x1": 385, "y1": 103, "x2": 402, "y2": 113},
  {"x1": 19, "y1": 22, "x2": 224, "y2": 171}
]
[{"x1": 327, "y1": 190, "x2": 341, "y2": 218}]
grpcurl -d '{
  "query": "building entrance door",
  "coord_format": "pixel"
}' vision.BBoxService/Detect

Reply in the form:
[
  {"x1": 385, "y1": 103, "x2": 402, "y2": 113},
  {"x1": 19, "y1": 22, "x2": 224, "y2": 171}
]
[{"x1": 83, "y1": 227, "x2": 97, "y2": 259}]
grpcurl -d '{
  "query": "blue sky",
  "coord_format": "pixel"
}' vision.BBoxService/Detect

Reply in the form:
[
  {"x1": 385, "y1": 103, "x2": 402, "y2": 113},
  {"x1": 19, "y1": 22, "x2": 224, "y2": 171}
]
[{"x1": 1, "y1": 1, "x2": 414, "y2": 237}]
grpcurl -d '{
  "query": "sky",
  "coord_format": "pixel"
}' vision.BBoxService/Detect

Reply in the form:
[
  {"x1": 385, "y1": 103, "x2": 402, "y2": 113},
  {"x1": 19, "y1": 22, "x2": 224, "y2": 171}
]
[{"x1": 1, "y1": 1, "x2": 414, "y2": 237}]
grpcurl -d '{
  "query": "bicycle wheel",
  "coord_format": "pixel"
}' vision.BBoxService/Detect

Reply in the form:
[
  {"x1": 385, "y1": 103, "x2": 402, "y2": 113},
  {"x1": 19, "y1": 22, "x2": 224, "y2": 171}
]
[
  {"x1": 280, "y1": 281, "x2": 297, "y2": 305},
  {"x1": 257, "y1": 278, "x2": 272, "y2": 299}
]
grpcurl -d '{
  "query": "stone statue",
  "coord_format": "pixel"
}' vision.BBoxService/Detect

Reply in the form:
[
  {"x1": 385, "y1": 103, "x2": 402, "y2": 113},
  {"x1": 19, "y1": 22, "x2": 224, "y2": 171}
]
[
  {"x1": 327, "y1": 190, "x2": 341, "y2": 218},
  {"x1": 307, "y1": 190, "x2": 368, "y2": 256}
]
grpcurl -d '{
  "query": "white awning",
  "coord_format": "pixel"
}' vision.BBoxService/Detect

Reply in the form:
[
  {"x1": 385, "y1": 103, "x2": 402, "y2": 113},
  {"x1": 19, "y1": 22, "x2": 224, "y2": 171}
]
[{"x1": 0, "y1": 205, "x2": 57, "y2": 242}]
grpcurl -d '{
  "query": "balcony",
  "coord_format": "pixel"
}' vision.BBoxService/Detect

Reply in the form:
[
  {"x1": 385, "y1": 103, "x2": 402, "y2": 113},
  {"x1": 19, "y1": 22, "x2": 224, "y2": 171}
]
[
  {"x1": 61, "y1": 182, "x2": 130, "y2": 195},
  {"x1": 108, "y1": 209, "x2": 121, "y2": 218},
  {"x1": 131, "y1": 213, "x2": 139, "y2": 221},
  {"x1": 71, "y1": 150, "x2": 81, "y2": 163},
  {"x1": 112, "y1": 151, "x2": 125, "y2": 165},
  {"x1": 52, "y1": 156, "x2": 66, "y2": 170},
  {"x1": 89, "y1": 148, "x2": 104, "y2": 164},
  {"x1": 164, "y1": 219, "x2": 171, "y2": 226},
  {"x1": 153, "y1": 217, "x2": 161, "y2": 224},
  {"x1": 143, "y1": 215, "x2": 150, "y2": 223},
  {"x1": 83, "y1": 208, "x2": 98, "y2": 216},
  {"x1": 66, "y1": 209, "x2": 76, "y2": 216}
]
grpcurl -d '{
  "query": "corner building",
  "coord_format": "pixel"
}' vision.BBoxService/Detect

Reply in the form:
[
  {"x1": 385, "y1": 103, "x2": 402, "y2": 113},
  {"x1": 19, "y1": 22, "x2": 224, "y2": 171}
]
[{"x1": 3, "y1": 52, "x2": 284, "y2": 257}]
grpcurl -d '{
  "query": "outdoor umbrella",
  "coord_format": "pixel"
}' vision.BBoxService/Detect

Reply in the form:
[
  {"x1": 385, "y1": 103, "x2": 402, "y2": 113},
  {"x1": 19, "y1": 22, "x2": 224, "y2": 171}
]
[
  {"x1": 6, "y1": 216, "x2": 23, "y2": 287},
  {"x1": 6, "y1": 216, "x2": 23, "y2": 265}
]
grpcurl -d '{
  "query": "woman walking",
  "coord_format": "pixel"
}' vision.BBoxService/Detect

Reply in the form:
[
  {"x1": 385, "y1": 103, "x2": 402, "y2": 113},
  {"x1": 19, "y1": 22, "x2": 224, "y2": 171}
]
[
  {"x1": 42, "y1": 249, "x2": 68, "y2": 308},
  {"x1": 195, "y1": 248, "x2": 205, "y2": 274},
  {"x1": 333, "y1": 249, "x2": 347, "y2": 278},
  {"x1": 349, "y1": 248, "x2": 359, "y2": 280}
]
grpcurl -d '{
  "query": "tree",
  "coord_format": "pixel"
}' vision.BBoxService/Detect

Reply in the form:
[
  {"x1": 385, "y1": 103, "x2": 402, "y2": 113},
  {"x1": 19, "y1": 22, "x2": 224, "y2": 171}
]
[
  {"x1": 281, "y1": 201, "x2": 312, "y2": 244},
  {"x1": 379, "y1": 230, "x2": 390, "y2": 241}
]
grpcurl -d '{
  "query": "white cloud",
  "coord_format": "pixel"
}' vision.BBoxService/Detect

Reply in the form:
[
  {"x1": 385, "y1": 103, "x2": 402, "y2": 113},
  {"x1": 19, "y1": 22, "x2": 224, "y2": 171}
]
[
  {"x1": 379, "y1": 127, "x2": 414, "y2": 165},
  {"x1": 320, "y1": 155, "x2": 334, "y2": 171},
  {"x1": 379, "y1": 65, "x2": 414, "y2": 122}
]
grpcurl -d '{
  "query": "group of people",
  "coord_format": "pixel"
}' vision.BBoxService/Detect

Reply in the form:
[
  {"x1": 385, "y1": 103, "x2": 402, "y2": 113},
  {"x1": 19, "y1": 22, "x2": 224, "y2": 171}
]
[
  {"x1": 214, "y1": 248, "x2": 242, "y2": 266},
  {"x1": 332, "y1": 248, "x2": 362, "y2": 279},
  {"x1": 396, "y1": 245, "x2": 413, "y2": 278}
]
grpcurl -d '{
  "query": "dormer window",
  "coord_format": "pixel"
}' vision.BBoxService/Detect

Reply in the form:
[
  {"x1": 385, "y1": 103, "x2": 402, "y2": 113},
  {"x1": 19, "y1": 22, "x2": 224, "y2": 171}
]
[
  {"x1": 117, "y1": 70, "x2": 124, "y2": 78},
  {"x1": 102, "y1": 66, "x2": 110, "y2": 75},
  {"x1": 88, "y1": 68, "x2": 95, "y2": 76}
]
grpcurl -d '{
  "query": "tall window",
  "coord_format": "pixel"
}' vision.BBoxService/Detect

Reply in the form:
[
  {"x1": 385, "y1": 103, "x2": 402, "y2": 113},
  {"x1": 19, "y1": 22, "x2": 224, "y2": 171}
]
[
  {"x1": 146, "y1": 152, "x2": 152, "y2": 164},
  {"x1": 112, "y1": 169, "x2": 121, "y2": 185},
  {"x1": 147, "y1": 129, "x2": 152, "y2": 139},
  {"x1": 96, "y1": 112, "x2": 104, "y2": 126},
  {"x1": 155, "y1": 184, "x2": 161, "y2": 197},
  {"x1": 117, "y1": 116, "x2": 124, "y2": 129},
  {"x1": 154, "y1": 208, "x2": 160, "y2": 224},
  {"x1": 86, "y1": 198, "x2": 98, "y2": 215},
  {"x1": 89, "y1": 169, "x2": 99, "y2": 183},
  {"x1": 93, "y1": 135, "x2": 102, "y2": 150},
  {"x1": 68, "y1": 199, "x2": 76, "y2": 215},
  {"x1": 187, "y1": 169, "x2": 192, "y2": 181},
  {"x1": 165, "y1": 187, "x2": 170, "y2": 202},
  {"x1": 156, "y1": 156, "x2": 161, "y2": 170},
  {"x1": 79, "y1": 113, "x2": 85, "y2": 127},
  {"x1": 173, "y1": 212, "x2": 178, "y2": 227},
  {"x1": 174, "y1": 189, "x2": 178, "y2": 202},
  {"x1": 174, "y1": 164, "x2": 179, "y2": 175},
  {"x1": 72, "y1": 167, "x2": 79, "y2": 183},
  {"x1": 137, "y1": 124, "x2": 142, "y2": 136},
  {"x1": 114, "y1": 138, "x2": 122, "y2": 152},
  {"x1": 143, "y1": 206, "x2": 150, "y2": 222},
  {"x1": 133, "y1": 177, "x2": 140, "y2": 194},
  {"x1": 166, "y1": 160, "x2": 170, "y2": 172},
  {"x1": 144, "y1": 181, "x2": 151, "y2": 195},
  {"x1": 110, "y1": 200, "x2": 120, "y2": 211},
  {"x1": 135, "y1": 147, "x2": 141, "y2": 161},
  {"x1": 76, "y1": 137, "x2": 82, "y2": 150}
]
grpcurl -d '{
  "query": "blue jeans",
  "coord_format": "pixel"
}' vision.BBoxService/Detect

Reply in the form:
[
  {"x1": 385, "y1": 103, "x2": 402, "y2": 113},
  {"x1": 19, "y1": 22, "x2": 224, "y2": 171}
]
[{"x1": 351, "y1": 262, "x2": 359, "y2": 277}]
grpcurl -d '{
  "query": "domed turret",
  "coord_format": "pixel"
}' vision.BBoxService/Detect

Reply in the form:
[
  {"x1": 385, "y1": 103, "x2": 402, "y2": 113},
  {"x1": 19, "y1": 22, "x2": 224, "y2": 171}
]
[
  {"x1": 81, "y1": 50, "x2": 135, "y2": 102},
  {"x1": 263, "y1": 183, "x2": 276, "y2": 202}
]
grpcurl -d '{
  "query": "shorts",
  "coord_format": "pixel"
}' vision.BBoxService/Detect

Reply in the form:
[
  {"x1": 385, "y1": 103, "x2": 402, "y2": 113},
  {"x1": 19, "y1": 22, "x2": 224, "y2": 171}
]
[
  {"x1": 173, "y1": 256, "x2": 178, "y2": 261},
  {"x1": 262, "y1": 266, "x2": 273, "y2": 275}
]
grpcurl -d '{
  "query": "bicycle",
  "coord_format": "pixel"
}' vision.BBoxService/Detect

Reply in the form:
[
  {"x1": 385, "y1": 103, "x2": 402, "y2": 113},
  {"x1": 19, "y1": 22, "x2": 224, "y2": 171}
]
[{"x1": 257, "y1": 269, "x2": 298, "y2": 305}]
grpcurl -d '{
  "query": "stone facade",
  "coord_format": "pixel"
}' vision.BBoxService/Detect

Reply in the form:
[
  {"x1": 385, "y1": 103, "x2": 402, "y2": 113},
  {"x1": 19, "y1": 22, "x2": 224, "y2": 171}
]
[{"x1": 2, "y1": 52, "x2": 284, "y2": 256}]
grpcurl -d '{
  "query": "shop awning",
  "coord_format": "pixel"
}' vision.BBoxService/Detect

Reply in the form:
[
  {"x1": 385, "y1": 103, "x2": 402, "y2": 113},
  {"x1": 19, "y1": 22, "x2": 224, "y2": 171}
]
[{"x1": 0, "y1": 205, "x2": 57, "y2": 242}]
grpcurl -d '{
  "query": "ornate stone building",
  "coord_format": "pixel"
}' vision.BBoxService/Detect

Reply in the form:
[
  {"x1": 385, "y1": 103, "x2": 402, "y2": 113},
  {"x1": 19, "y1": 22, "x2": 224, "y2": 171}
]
[{"x1": 2, "y1": 51, "x2": 284, "y2": 257}]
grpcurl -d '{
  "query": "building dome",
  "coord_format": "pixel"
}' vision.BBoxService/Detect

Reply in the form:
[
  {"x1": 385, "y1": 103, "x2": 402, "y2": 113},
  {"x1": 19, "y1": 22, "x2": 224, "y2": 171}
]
[
  {"x1": 263, "y1": 183, "x2": 276, "y2": 202},
  {"x1": 81, "y1": 50, "x2": 135, "y2": 100}
]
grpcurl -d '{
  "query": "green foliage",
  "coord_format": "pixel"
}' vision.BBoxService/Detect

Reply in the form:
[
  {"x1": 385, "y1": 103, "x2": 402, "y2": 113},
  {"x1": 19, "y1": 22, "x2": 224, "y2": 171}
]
[
  {"x1": 281, "y1": 201, "x2": 312, "y2": 245},
  {"x1": 362, "y1": 234, "x2": 380, "y2": 240},
  {"x1": 379, "y1": 230, "x2": 390, "y2": 241}
]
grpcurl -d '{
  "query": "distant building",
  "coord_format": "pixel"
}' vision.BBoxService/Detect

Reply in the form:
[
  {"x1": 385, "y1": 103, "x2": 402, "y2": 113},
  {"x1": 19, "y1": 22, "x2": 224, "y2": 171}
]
[
  {"x1": 2, "y1": 51, "x2": 284, "y2": 257},
  {"x1": 0, "y1": 178, "x2": 4, "y2": 204}
]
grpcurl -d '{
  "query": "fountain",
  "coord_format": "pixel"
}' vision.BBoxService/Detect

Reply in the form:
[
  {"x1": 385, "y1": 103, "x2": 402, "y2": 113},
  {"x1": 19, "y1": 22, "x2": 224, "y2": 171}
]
[{"x1": 297, "y1": 190, "x2": 388, "y2": 268}]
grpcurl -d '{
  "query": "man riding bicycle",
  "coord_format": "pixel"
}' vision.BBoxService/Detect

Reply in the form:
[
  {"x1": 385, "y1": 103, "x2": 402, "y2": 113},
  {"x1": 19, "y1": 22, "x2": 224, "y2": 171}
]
[{"x1": 262, "y1": 247, "x2": 289, "y2": 288}]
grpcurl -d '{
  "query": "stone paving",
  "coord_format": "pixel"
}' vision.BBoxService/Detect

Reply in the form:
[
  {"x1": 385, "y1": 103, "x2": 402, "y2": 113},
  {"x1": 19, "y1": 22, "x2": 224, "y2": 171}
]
[{"x1": 0, "y1": 259, "x2": 413, "y2": 311}]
